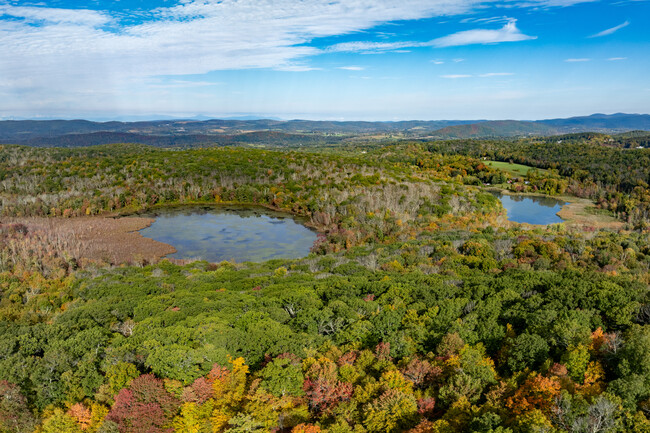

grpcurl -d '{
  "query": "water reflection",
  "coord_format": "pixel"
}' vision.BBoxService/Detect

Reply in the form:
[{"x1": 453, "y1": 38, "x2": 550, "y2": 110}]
[
  {"x1": 137, "y1": 206, "x2": 317, "y2": 262},
  {"x1": 493, "y1": 193, "x2": 565, "y2": 225}
]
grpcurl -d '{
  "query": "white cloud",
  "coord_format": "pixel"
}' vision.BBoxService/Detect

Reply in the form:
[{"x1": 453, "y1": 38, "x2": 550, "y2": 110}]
[
  {"x1": 0, "y1": 0, "x2": 623, "y2": 117},
  {"x1": 328, "y1": 41, "x2": 416, "y2": 53},
  {"x1": 479, "y1": 72, "x2": 514, "y2": 77},
  {"x1": 0, "y1": 5, "x2": 111, "y2": 26},
  {"x1": 441, "y1": 74, "x2": 472, "y2": 78},
  {"x1": 589, "y1": 20, "x2": 629, "y2": 38},
  {"x1": 431, "y1": 60, "x2": 445, "y2": 64},
  {"x1": 607, "y1": 57, "x2": 627, "y2": 61},
  {"x1": 338, "y1": 66, "x2": 365, "y2": 70},
  {"x1": 0, "y1": 0, "x2": 487, "y2": 113},
  {"x1": 565, "y1": 58, "x2": 591, "y2": 62},
  {"x1": 460, "y1": 15, "x2": 511, "y2": 24},
  {"x1": 0, "y1": 0, "x2": 483, "y2": 79},
  {"x1": 430, "y1": 19, "x2": 536, "y2": 47},
  {"x1": 330, "y1": 20, "x2": 533, "y2": 53}
]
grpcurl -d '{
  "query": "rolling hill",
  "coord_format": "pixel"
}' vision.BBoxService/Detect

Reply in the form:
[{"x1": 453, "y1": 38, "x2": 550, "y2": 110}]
[{"x1": 0, "y1": 113, "x2": 648, "y2": 146}]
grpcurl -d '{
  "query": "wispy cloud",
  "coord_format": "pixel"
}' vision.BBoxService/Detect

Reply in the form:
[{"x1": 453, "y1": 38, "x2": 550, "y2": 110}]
[
  {"x1": 441, "y1": 74, "x2": 472, "y2": 78},
  {"x1": 431, "y1": 60, "x2": 445, "y2": 64},
  {"x1": 0, "y1": 0, "x2": 480, "y2": 88},
  {"x1": 328, "y1": 41, "x2": 414, "y2": 53},
  {"x1": 0, "y1": 5, "x2": 111, "y2": 26},
  {"x1": 338, "y1": 66, "x2": 365, "y2": 70},
  {"x1": 479, "y1": 72, "x2": 514, "y2": 77},
  {"x1": 589, "y1": 20, "x2": 629, "y2": 38},
  {"x1": 607, "y1": 57, "x2": 627, "y2": 61},
  {"x1": 430, "y1": 19, "x2": 536, "y2": 47},
  {"x1": 5, "y1": 0, "x2": 518, "y2": 115},
  {"x1": 0, "y1": 0, "x2": 643, "y2": 118},
  {"x1": 460, "y1": 16, "x2": 511, "y2": 24},
  {"x1": 330, "y1": 19, "x2": 534, "y2": 53},
  {"x1": 565, "y1": 58, "x2": 591, "y2": 62}
]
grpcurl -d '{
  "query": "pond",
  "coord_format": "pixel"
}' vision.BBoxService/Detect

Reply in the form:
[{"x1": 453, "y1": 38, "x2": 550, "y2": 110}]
[
  {"x1": 137, "y1": 206, "x2": 318, "y2": 262},
  {"x1": 493, "y1": 193, "x2": 566, "y2": 225}
]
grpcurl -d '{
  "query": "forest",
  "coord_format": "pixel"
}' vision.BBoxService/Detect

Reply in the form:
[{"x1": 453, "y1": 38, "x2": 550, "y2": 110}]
[{"x1": 1, "y1": 137, "x2": 650, "y2": 433}]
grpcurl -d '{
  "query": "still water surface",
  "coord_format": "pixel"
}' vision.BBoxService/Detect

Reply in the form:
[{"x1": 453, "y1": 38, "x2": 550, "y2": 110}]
[
  {"x1": 495, "y1": 193, "x2": 566, "y2": 225},
  {"x1": 138, "y1": 206, "x2": 317, "y2": 262}
]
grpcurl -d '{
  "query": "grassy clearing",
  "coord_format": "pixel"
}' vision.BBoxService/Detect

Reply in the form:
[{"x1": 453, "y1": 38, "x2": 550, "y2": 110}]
[
  {"x1": 485, "y1": 160, "x2": 547, "y2": 177},
  {"x1": 556, "y1": 198, "x2": 624, "y2": 231},
  {"x1": 585, "y1": 206, "x2": 617, "y2": 217}
]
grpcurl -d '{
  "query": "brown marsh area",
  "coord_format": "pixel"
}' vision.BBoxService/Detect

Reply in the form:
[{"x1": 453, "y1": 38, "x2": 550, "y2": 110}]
[{"x1": 3, "y1": 216, "x2": 175, "y2": 265}]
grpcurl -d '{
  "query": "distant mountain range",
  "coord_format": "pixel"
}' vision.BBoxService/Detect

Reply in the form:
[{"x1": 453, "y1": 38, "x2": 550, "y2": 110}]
[
  {"x1": 538, "y1": 113, "x2": 650, "y2": 131},
  {"x1": 0, "y1": 113, "x2": 648, "y2": 146}
]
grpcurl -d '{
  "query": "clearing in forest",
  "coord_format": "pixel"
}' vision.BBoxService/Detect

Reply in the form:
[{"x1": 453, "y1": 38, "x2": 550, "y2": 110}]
[{"x1": 485, "y1": 160, "x2": 548, "y2": 177}]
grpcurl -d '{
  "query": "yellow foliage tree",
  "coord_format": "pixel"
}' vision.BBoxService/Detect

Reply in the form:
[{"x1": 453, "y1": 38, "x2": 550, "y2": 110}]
[
  {"x1": 173, "y1": 402, "x2": 204, "y2": 433},
  {"x1": 210, "y1": 357, "x2": 250, "y2": 432}
]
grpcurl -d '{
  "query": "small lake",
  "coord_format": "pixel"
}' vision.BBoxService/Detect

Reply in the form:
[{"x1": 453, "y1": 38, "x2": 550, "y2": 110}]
[
  {"x1": 137, "y1": 206, "x2": 318, "y2": 262},
  {"x1": 493, "y1": 193, "x2": 566, "y2": 225}
]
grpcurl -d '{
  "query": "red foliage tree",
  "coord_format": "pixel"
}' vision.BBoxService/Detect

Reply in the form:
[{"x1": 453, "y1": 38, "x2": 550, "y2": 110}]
[
  {"x1": 375, "y1": 342, "x2": 392, "y2": 362},
  {"x1": 107, "y1": 375, "x2": 180, "y2": 433},
  {"x1": 401, "y1": 358, "x2": 441, "y2": 389},
  {"x1": 303, "y1": 378, "x2": 353, "y2": 415},
  {"x1": 189, "y1": 377, "x2": 213, "y2": 404},
  {"x1": 417, "y1": 398, "x2": 436, "y2": 419},
  {"x1": 207, "y1": 364, "x2": 230, "y2": 384},
  {"x1": 337, "y1": 350, "x2": 358, "y2": 367}
]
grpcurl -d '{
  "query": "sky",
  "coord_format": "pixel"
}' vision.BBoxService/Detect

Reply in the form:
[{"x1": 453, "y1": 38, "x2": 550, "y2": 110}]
[{"x1": 0, "y1": 0, "x2": 648, "y2": 121}]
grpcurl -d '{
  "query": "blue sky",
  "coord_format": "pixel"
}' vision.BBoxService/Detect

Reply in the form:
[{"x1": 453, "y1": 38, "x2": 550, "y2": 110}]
[{"x1": 0, "y1": 0, "x2": 648, "y2": 120}]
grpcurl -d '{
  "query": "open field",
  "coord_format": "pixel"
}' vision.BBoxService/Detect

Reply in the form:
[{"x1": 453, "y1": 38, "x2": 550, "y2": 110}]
[{"x1": 485, "y1": 160, "x2": 548, "y2": 177}]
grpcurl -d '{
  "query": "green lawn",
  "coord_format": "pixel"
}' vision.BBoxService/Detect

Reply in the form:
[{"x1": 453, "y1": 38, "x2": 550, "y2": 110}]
[{"x1": 485, "y1": 160, "x2": 546, "y2": 177}]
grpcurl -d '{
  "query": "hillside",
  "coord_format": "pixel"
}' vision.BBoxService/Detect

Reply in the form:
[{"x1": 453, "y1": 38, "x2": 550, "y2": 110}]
[
  {"x1": 14, "y1": 130, "x2": 346, "y2": 148},
  {"x1": 0, "y1": 119, "x2": 478, "y2": 143},
  {"x1": 538, "y1": 113, "x2": 650, "y2": 132},
  {"x1": 1, "y1": 114, "x2": 649, "y2": 147},
  {"x1": 430, "y1": 120, "x2": 559, "y2": 139}
]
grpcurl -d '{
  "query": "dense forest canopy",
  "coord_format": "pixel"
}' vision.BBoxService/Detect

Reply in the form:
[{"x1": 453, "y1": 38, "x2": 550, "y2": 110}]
[{"x1": 1, "y1": 136, "x2": 650, "y2": 433}]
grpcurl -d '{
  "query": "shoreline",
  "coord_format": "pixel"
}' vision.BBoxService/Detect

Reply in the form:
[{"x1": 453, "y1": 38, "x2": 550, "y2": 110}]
[
  {"x1": 5, "y1": 203, "x2": 322, "y2": 266},
  {"x1": 485, "y1": 186, "x2": 624, "y2": 230}
]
